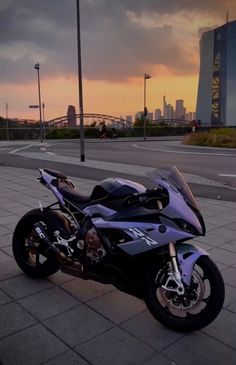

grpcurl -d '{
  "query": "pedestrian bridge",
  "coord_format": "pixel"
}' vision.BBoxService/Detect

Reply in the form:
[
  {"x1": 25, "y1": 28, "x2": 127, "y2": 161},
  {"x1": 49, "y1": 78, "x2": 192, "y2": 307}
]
[{"x1": 47, "y1": 113, "x2": 127, "y2": 127}]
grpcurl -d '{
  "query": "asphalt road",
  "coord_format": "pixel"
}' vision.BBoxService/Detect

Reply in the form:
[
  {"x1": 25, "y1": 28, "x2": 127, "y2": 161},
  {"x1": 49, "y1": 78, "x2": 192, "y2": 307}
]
[
  {"x1": 1, "y1": 138, "x2": 236, "y2": 201},
  {"x1": 29, "y1": 138, "x2": 236, "y2": 187}
]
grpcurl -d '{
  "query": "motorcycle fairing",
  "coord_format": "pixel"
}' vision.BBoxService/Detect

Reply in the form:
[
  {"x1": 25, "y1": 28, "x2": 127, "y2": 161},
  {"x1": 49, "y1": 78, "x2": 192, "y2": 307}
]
[
  {"x1": 176, "y1": 243, "x2": 208, "y2": 286},
  {"x1": 92, "y1": 217, "x2": 195, "y2": 255},
  {"x1": 116, "y1": 240, "x2": 209, "y2": 287},
  {"x1": 156, "y1": 179, "x2": 204, "y2": 235},
  {"x1": 84, "y1": 204, "x2": 116, "y2": 217},
  {"x1": 39, "y1": 169, "x2": 65, "y2": 205}
]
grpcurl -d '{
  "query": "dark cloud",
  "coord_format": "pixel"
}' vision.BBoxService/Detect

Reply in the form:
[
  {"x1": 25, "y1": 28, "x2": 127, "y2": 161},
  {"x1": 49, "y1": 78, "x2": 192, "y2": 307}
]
[
  {"x1": 82, "y1": 22, "x2": 197, "y2": 81},
  {"x1": 0, "y1": 0, "x2": 77, "y2": 83},
  {"x1": 0, "y1": 0, "x2": 234, "y2": 84}
]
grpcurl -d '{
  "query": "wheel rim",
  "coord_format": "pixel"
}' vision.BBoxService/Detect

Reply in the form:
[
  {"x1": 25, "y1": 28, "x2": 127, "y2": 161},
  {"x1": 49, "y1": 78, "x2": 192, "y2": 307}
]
[
  {"x1": 24, "y1": 227, "x2": 47, "y2": 267},
  {"x1": 155, "y1": 262, "x2": 212, "y2": 319}
]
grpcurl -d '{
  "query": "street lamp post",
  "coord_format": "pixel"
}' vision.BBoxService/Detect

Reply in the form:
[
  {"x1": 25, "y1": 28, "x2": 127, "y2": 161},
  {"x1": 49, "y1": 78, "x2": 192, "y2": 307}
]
[
  {"x1": 76, "y1": 0, "x2": 85, "y2": 162},
  {"x1": 144, "y1": 73, "x2": 151, "y2": 140},
  {"x1": 5, "y1": 102, "x2": 9, "y2": 140},
  {"x1": 42, "y1": 102, "x2": 46, "y2": 139},
  {"x1": 34, "y1": 63, "x2": 43, "y2": 142}
]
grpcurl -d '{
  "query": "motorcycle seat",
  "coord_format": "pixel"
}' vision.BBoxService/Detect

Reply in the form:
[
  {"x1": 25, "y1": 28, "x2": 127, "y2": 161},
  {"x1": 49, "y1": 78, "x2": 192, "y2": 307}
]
[
  {"x1": 59, "y1": 186, "x2": 91, "y2": 204},
  {"x1": 44, "y1": 168, "x2": 68, "y2": 179}
]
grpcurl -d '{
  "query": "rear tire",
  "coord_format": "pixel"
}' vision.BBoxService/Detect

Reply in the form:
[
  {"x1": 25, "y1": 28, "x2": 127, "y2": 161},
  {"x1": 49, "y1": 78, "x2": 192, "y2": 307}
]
[
  {"x1": 144, "y1": 256, "x2": 225, "y2": 332},
  {"x1": 13, "y1": 209, "x2": 60, "y2": 278}
]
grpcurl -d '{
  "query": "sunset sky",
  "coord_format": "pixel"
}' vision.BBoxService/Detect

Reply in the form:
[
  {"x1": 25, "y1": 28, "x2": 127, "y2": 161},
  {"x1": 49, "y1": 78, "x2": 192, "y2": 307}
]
[{"x1": 1, "y1": 0, "x2": 236, "y2": 121}]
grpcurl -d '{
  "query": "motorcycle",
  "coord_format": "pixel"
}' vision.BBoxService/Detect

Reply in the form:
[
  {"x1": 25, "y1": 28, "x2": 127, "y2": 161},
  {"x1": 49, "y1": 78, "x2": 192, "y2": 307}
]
[{"x1": 12, "y1": 166, "x2": 225, "y2": 332}]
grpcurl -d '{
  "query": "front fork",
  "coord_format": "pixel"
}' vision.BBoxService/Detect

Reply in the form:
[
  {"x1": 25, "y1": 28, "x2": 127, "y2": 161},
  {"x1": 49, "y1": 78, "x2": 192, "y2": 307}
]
[
  {"x1": 161, "y1": 242, "x2": 209, "y2": 295},
  {"x1": 161, "y1": 242, "x2": 185, "y2": 295}
]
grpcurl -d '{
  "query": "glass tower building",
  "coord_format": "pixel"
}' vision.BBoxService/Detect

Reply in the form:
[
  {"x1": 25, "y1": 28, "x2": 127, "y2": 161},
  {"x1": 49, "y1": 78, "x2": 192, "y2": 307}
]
[{"x1": 196, "y1": 20, "x2": 236, "y2": 126}]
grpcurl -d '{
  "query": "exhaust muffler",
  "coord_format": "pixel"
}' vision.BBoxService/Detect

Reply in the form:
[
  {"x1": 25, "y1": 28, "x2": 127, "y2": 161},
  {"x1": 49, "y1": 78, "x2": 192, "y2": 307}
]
[{"x1": 33, "y1": 222, "x2": 82, "y2": 269}]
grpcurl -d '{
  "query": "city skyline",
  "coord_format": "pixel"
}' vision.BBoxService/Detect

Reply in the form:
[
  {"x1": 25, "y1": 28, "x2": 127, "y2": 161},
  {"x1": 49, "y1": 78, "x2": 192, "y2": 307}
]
[
  {"x1": 1, "y1": 1, "x2": 236, "y2": 121},
  {"x1": 133, "y1": 95, "x2": 195, "y2": 122},
  {"x1": 3, "y1": 94, "x2": 194, "y2": 124}
]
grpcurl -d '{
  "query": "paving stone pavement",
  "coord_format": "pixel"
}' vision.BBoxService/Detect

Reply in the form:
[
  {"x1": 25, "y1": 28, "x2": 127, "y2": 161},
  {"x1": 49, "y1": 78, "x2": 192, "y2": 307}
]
[{"x1": 0, "y1": 166, "x2": 236, "y2": 365}]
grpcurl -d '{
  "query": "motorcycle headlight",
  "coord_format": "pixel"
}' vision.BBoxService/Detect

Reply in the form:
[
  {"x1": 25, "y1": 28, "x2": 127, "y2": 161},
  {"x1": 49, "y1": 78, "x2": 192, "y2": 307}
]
[{"x1": 173, "y1": 218, "x2": 198, "y2": 236}]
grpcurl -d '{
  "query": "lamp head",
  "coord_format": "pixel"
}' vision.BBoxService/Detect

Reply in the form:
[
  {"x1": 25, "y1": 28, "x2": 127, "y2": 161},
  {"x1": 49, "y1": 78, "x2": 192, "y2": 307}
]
[{"x1": 144, "y1": 73, "x2": 151, "y2": 79}]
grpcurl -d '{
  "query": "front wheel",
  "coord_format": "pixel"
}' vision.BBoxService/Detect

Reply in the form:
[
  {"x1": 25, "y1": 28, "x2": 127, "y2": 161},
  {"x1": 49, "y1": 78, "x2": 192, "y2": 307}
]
[
  {"x1": 12, "y1": 209, "x2": 60, "y2": 278},
  {"x1": 144, "y1": 256, "x2": 225, "y2": 332}
]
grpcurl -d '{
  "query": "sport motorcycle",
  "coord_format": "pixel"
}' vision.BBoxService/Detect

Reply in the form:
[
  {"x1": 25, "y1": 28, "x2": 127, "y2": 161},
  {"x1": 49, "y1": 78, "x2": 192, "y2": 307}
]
[{"x1": 12, "y1": 166, "x2": 225, "y2": 331}]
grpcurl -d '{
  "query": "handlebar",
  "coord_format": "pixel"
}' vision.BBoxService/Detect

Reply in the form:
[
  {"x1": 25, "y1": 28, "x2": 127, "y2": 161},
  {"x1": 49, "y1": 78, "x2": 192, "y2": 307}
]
[
  {"x1": 134, "y1": 187, "x2": 163, "y2": 198},
  {"x1": 123, "y1": 187, "x2": 164, "y2": 207}
]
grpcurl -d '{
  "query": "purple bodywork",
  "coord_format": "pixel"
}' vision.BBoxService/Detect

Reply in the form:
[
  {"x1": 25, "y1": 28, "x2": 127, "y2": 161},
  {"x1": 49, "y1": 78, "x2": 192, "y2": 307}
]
[{"x1": 39, "y1": 166, "x2": 208, "y2": 287}]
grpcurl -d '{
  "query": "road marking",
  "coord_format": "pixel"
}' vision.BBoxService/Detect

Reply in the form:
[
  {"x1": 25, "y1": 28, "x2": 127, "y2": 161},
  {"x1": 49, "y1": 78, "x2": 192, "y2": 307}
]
[
  {"x1": 132, "y1": 143, "x2": 236, "y2": 157},
  {"x1": 46, "y1": 151, "x2": 55, "y2": 155},
  {"x1": 9, "y1": 144, "x2": 33, "y2": 154},
  {"x1": 219, "y1": 174, "x2": 236, "y2": 177}
]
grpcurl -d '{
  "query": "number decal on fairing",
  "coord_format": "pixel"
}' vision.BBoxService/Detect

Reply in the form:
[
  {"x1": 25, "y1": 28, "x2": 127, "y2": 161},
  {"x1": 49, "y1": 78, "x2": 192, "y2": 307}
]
[{"x1": 128, "y1": 227, "x2": 158, "y2": 246}]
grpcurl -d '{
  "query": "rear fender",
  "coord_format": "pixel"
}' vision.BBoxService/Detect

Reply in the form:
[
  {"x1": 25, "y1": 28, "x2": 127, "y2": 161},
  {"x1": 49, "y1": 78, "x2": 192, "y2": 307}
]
[{"x1": 176, "y1": 243, "x2": 208, "y2": 286}]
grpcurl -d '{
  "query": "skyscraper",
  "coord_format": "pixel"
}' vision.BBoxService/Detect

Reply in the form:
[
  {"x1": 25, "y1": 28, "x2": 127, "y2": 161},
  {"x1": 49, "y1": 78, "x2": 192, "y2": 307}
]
[
  {"x1": 67, "y1": 105, "x2": 77, "y2": 127},
  {"x1": 126, "y1": 115, "x2": 132, "y2": 127},
  {"x1": 163, "y1": 96, "x2": 167, "y2": 118},
  {"x1": 154, "y1": 108, "x2": 161, "y2": 120},
  {"x1": 147, "y1": 112, "x2": 153, "y2": 121},
  {"x1": 175, "y1": 100, "x2": 185, "y2": 120},
  {"x1": 196, "y1": 20, "x2": 236, "y2": 126},
  {"x1": 166, "y1": 104, "x2": 174, "y2": 119}
]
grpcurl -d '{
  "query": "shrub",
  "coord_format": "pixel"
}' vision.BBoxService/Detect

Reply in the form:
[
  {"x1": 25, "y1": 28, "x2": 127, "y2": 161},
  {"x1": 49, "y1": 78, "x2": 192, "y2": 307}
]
[
  {"x1": 46, "y1": 128, "x2": 80, "y2": 139},
  {"x1": 183, "y1": 128, "x2": 236, "y2": 148}
]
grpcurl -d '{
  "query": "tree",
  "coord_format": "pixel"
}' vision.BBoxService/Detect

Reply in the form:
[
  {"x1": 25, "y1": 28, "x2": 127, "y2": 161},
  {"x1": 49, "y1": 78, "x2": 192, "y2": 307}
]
[{"x1": 133, "y1": 117, "x2": 152, "y2": 127}]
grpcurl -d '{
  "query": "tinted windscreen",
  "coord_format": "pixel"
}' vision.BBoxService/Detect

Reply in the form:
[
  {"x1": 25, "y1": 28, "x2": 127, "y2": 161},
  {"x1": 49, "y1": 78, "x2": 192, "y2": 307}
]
[{"x1": 149, "y1": 166, "x2": 199, "y2": 211}]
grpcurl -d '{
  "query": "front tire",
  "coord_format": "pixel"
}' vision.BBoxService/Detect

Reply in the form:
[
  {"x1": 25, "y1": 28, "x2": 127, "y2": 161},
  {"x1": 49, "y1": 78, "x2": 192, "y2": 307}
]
[
  {"x1": 13, "y1": 209, "x2": 60, "y2": 278},
  {"x1": 144, "y1": 256, "x2": 225, "y2": 332}
]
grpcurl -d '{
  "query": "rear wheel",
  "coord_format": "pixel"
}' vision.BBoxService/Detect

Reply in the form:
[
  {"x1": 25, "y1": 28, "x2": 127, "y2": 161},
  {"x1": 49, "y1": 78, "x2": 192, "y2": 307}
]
[
  {"x1": 13, "y1": 209, "x2": 60, "y2": 278},
  {"x1": 144, "y1": 256, "x2": 225, "y2": 331}
]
